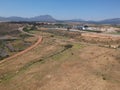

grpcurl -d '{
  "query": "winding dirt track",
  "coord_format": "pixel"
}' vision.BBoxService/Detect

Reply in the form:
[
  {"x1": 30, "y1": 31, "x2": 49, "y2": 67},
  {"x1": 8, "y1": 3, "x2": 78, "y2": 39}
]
[{"x1": 0, "y1": 28, "x2": 42, "y2": 64}]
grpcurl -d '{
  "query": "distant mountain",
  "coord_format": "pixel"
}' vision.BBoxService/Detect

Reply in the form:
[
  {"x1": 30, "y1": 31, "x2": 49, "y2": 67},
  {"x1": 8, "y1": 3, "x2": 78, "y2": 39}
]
[
  {"x1": 30, "y1": 15, "x2": 56, "y2": 22},
  {"x1": 57, "y1": 19, "x2": 85, "y2": 23},
  {"x1": 0, "y1": 16, "x2": 28, "y2": 21},
  {"x1": 64, "y1": 18, "x2": 120, "y2": 24},
  {"x1": 63, "y1": 18, "x2": 120, "y2": 24},
  {"x1": 0, "y1": 15, "x2": 120, "y2": 24},
  {"x1": 63, "y1": 19, "x2": 85, "y2": 22},
  {"x1": 7, "y1": 16, "x2": 27, "y2": 21},
  {"x1": 98, "y1": 18, "x2": 120, "y2": 24},
  {"x1": 0, "y1": 17, "x2": 7, "y2": 21},
  {"x1": 0, "y1": 15, "x2": 56, "y2": 22}
]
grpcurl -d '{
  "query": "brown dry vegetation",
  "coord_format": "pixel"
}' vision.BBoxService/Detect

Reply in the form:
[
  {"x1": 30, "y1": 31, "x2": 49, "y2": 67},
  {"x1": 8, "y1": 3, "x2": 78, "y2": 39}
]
[
  {"x1": 0, "y1": 22, "x2": 22, "y2": 36},
  {"x1": 0, "y1": 23, "x2": 37, "y2": 60},
  {"x1": 0, "y1": 29, "x2": 120, "y2": 90}
]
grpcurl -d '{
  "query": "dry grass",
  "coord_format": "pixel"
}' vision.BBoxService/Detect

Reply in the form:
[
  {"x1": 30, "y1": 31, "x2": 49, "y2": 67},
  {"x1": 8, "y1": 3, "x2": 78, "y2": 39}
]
[{"x1": 0, "y1": 30, "x2": 120, "y2": 90}]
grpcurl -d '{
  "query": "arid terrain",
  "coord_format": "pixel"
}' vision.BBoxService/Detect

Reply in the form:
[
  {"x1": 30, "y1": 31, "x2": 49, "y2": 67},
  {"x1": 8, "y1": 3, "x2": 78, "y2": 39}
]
[
  {"x1": 0, "y1": 23, "x2": 120, "y2": 90},
  {"x1": 0, "y1": 23, "x2": 37, "y2": 60},
  {"x1": 1, "y1": 0, "x2": 120, "y2": 89}
]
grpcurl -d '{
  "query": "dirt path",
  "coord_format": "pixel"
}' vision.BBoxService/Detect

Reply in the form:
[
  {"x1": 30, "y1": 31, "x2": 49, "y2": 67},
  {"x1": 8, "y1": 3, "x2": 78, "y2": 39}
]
[{"x1": 0, "y1": 28, "x2": 42, "y2": 64}]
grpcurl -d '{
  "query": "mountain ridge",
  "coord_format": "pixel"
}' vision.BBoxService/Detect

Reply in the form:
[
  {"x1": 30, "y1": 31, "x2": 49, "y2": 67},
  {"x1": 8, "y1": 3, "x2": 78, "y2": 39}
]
[
  {"x1": 0, "y1": 15, "x2": 120, "y2": 24},
  {"x1": 0, "y1": 15, "x2": 56, "y2": 22}
]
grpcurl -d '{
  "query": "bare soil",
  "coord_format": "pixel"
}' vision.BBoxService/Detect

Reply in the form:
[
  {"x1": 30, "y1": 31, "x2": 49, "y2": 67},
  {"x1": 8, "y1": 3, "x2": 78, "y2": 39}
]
[{"x1": 0, "y1": 30, "x2": 120, "y2": 90}]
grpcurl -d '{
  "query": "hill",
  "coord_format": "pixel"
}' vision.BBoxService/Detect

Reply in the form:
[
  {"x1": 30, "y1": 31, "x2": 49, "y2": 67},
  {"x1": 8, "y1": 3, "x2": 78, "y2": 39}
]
[
  {"x1": 0, "y1": 15, "x2": 120, "y2": 24},
  {"x1": 0, "y1": 15, "x2": 56, "y2": 22},
  {"x1": 99, "y1": 18, "x2": 120, "y2": 24}
]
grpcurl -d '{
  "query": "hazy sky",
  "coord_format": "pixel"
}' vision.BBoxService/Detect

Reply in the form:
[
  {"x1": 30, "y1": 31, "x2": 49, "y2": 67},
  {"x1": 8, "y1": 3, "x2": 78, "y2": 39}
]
[{"x1": 0, "y1": 0, "x2": 120, "y2": 20}]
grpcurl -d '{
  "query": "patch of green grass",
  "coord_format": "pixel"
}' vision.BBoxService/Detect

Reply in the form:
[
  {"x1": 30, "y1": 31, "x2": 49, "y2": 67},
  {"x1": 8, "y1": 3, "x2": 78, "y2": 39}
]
[
  {"x1": 20, "y1": 59, "x2": 43, "y2": 72},
  {"x1": 0, "y1": 59, "x2": 43, "y2": 83},
  {"x1": 73, "y1": 43, "x2": 82, "y2": 49},
  {"x1": 0, "y1": 72, "x2": 16, "y2": 83},
  {"x1": 18, "y1": 44, "x2": 72, "y2": 71},
  {"x1": 108, "y1": 32, "x2": 120, "y2": 35},
  {"x1": 0, "y1": 45, "x2": 69, "y2": 83},
  {"x1": 52, "y1": 49, "x2": 70, "y2": 60},
  {"x1": 51, "y1": 43, "x2": 84, "y2": 61}
]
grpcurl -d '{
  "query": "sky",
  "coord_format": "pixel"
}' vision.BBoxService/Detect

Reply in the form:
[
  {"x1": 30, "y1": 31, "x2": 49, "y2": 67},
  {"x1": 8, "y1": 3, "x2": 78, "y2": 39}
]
[{"x1": 0, "y1": 0, "x2": 120, "y2": 20}]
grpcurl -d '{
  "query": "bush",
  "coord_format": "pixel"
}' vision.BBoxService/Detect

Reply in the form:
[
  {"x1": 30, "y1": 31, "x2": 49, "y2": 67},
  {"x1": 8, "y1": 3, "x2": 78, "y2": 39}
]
[
  {"x1": 50, "y1": 35, "x2": 54, "y2": 37},
  {"x1": 64, "y1": 44, "x2": 73, "y2": 49}
]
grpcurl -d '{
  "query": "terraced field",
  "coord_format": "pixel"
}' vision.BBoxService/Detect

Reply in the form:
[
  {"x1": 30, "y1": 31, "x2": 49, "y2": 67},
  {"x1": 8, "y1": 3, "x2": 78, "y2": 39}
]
[{"x1": 0, "y1": 30, "x2": 120, "y2": 90}]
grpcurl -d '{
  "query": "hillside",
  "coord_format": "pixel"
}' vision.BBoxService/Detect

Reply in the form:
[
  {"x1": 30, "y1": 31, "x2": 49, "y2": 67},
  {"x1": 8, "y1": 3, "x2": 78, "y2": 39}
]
[
  {"x1": 99, "y1": 18, "x2": 120, "y2": 24},
  {"x1": 0, "y1": 23, "x2": 37, "y2": 60},
  {"x1": 0, "y1": 15, "x2": 56, "y2": 22},
  {"x1": 0, "y1": 23, "x2": 22, "y2": 36}
]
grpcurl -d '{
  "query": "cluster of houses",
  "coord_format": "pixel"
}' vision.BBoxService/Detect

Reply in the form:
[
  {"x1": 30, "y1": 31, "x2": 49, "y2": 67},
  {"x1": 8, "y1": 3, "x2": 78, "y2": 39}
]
[
  {"x1": 72, "y1": 25, "x2": 89, "y2": 30},
  {"x1": 65, "y1": 25, "x2": 118, "y2": 33}
]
